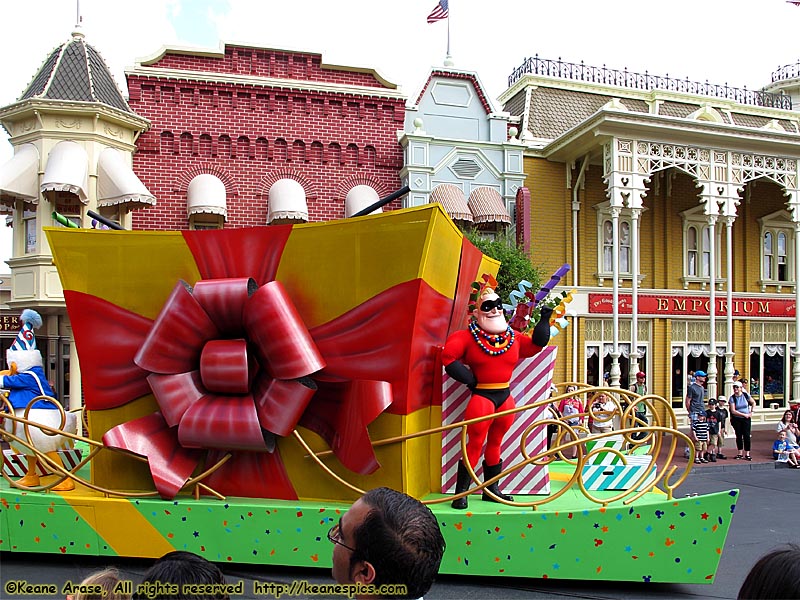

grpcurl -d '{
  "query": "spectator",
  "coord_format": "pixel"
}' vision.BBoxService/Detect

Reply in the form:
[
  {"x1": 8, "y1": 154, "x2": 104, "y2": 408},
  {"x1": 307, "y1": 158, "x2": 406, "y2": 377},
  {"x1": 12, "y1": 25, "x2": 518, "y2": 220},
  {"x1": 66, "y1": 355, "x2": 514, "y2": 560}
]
[
  {"x1": 776, "y1": 410, "x2": 800, "y2": 458},
  {"x1": 67, "y1": 568, "x2": 130, "y2": 600},
  {"x1": 691, "y1": 412, "x2": 710, "y2": 464},
  {"x1": 705, "y1": 399, "x2": 721, "y2": 462},
  {"x1": 329, "y1": 487, "x2": 445, "y2": 599},
  {"x1": 132, "y1": 551, "x2": 229, "y2": 600},
  {"x1": 629, "y1": 371, "x2": 648, "y2": 440},
  {"x1": 750, "y1": 377, "x2": 761, "y2": 398},
  {"x1": 765, "y1": 374, "x2": 781, "y2": 395},
  {"x1": 738, "y1": 544, "x2": 800, "y2": 599},
  {"x1": 716, "y1": 395, "x2": 729, "y2": 459},
  {"x1": 558, "y1": 385, "x2": 583, "y2": 459},
  {"x1": 773, "y1": 430, "x2": 800, "y2": 468},
  {"x1": 685, "y1": 370, "x2": 707, "y2": 457},
  {"x1": 729, "y1": 381, "x2": 755, "y2": 461},
  {"x1": 587, "y1": 391, "x2": 616, "y2": 434}
]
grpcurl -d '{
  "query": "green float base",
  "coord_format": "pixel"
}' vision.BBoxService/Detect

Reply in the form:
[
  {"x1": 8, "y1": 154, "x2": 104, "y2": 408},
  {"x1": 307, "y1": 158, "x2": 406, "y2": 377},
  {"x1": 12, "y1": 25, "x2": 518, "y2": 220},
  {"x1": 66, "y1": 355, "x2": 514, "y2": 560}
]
[{"x1": 0, "y1": 465, "x2": 737, "y2": 584}]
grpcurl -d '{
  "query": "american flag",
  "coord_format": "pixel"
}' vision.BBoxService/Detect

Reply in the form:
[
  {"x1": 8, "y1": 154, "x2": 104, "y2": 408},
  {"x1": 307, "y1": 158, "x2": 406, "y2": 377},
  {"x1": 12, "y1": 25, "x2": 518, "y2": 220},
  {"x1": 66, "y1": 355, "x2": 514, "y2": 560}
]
[{"x1": 427, "y1": 0, "x2": 449, "y2": 23}]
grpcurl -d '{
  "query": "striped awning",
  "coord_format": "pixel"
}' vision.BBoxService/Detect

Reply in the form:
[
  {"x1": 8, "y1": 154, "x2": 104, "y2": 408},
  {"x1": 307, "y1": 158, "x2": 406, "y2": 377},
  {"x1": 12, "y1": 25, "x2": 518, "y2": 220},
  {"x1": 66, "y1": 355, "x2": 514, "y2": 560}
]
[
  {"x1": 467, "y1": 186, "x2": 511, "y2": 225},
  {"x1": 429, "y1": 184, "x2": 472, "y2": 223}
]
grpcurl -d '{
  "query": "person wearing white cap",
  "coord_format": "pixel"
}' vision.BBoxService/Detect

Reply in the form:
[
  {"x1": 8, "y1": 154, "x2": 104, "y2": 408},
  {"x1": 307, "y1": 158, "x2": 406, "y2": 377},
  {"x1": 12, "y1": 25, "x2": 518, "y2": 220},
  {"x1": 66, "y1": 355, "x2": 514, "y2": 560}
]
[{"x1": 1, "y1": 309, "x2": 77, "y2": 490}]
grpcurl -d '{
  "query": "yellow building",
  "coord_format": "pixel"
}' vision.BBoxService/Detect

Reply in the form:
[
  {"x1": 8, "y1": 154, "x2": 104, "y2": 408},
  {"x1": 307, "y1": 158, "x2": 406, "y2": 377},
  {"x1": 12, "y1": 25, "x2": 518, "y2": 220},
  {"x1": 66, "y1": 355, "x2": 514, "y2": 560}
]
[{"x1": 501, "y1": 57, "x2": 800, "y2": 423}]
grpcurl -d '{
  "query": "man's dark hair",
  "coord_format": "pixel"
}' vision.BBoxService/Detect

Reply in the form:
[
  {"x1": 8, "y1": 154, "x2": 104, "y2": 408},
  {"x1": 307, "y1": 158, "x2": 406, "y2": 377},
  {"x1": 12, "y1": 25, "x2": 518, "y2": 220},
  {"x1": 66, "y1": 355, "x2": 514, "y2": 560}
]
[
  {"x1": 350, "y1": 487, "x2": 446, "y2": 599},
  {"x1": 738, "y1": 544, "x2": 800, "y2": 599},
  {"x1": 133, "y1": 550, "x2": 229, "y2": 600}
]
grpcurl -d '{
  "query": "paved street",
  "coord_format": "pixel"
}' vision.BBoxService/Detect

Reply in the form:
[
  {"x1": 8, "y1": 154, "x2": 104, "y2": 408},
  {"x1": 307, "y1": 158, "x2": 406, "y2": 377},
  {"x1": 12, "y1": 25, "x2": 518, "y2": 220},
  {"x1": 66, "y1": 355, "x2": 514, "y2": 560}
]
[{"x1": 2, "y1": 461, "x2": 797, "y2": 599}]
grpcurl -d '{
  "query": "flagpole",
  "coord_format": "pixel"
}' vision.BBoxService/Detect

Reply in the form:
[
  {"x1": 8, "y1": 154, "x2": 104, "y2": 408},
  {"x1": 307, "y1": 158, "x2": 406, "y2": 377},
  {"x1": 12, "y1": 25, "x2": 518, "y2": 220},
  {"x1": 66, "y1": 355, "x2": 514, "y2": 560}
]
[{"x1": 445, "y1": 2, "x2": 453, "y2": 66}]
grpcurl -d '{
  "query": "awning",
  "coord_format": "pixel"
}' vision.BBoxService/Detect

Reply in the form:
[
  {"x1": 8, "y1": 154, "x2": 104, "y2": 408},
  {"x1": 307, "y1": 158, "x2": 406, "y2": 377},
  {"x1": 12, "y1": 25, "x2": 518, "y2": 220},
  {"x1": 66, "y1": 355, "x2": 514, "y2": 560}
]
[
  {"x1": 429, "y1": 183, "x2": 472, "y2": 223},
  {"x1": 0, "y1": 143, "x2": 39, "y2": 207},
  {"x1": 187, "y1": 174, "x2": 227, "y2": 217},
  {"x1": 41, "y1": 141, "x2": 89, "y2": 203},
  {"x1": 467, "y1": 186, "x2": 511, "y2": 225},
  {"x1": 268, "y1": 178, "x2": 308, "y2": 223},
  {"x1": 97, "y1": 148, "x2": 155, "y2": 208},
  {"x1": 345, "y1": 185, "x2": 381, "y2": 217}
]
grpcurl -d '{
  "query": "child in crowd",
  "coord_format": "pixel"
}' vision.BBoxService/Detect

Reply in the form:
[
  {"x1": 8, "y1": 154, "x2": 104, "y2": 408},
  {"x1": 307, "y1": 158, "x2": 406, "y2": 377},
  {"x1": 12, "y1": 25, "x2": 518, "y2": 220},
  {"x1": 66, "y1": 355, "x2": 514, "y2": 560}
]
[
  {"x1": 692, "y1": 412, "x2": 710, "y2": 464},
  {"x1": 715, "y1": 395, "x2": 729, "y2": 459},
  {"x1": 773, "y1": 430, "x2": 800, "y2": 468},
  {"x1": 705, "y1": 399, "x2": 721, "y2": 462}
]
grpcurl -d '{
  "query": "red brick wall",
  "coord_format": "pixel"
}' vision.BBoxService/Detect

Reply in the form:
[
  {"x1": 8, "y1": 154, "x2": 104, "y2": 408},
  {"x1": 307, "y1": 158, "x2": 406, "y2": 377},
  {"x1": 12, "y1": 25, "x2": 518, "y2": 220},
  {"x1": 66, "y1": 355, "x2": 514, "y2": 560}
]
[{"x1": 129, "y1": 45, "x2": 405, "y2": 230}]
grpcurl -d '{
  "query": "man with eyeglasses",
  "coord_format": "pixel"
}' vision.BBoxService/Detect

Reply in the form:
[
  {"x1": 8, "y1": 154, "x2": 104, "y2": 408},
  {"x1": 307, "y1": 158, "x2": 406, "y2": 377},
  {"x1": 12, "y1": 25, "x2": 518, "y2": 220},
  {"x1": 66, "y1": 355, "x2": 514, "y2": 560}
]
[
  {"x1": 328, "y1": 487, "x2": 445, "y2": 599},
  {"x1": 441, "y1": 283, "x2": 552, "y2": 509}
]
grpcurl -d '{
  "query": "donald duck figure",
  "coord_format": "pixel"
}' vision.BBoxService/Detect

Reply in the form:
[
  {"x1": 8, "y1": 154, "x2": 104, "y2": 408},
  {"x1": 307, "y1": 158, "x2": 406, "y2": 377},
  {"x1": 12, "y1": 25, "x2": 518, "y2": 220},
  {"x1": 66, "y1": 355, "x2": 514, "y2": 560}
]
[{"x1": 1, "y1": 309, "x2": 76, "y2": 491}]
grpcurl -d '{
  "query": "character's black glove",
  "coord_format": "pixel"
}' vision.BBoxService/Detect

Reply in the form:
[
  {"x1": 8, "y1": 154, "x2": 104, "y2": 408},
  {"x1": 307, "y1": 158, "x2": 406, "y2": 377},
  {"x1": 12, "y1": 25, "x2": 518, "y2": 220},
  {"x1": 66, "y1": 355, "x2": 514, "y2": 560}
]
[
  {"x1": 533, "y1": 306, "x2": 553, "y2": 347},
  {"x1": 445, "y1": 360, "x2": 478, "y2": 390}
]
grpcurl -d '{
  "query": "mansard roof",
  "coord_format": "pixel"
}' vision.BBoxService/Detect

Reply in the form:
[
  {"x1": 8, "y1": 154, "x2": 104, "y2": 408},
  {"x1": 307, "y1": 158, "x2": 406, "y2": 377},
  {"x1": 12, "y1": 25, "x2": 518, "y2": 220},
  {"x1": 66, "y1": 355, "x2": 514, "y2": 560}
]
[
  {"x1": 17, "y1": 30, "x2": 132, "y2": 113},
  {"x1": 501, "y1": 56, "x2": 800, "y2": 146}
]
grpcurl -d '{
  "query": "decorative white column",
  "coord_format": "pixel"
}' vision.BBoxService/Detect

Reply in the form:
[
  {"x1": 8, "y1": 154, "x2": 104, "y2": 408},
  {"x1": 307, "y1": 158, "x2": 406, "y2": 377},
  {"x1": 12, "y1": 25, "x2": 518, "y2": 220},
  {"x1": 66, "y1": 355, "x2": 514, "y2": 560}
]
[
  {"x1": 629, "y1": 207, "x2": 642, "y2": 379},
  {"x1": 603, "y1": 139, "x2": 650, "y2": 389},
  {"x1": 786, "y1": 189, "x2": 800, "y2": 402},
  {"x1": 795, "y1": 220, "x2": 800, "y2": 402},
  {"x1": 707, "y1": 213, "x2": 718, "y2": 400},
  {"x1": 724, "y1": 215, "x2": 735, "y2": 397},
  {"x1": 610, "y1": 204, "x2": 622, "y2": 388}
]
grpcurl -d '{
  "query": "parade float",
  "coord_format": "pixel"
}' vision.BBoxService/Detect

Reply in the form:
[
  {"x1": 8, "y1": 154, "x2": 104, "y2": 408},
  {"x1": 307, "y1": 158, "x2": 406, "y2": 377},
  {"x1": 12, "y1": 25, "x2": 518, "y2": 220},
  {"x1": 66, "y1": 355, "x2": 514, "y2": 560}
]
[{"x1": 0, "y1": 203, "x2": 737, "y2": 584}]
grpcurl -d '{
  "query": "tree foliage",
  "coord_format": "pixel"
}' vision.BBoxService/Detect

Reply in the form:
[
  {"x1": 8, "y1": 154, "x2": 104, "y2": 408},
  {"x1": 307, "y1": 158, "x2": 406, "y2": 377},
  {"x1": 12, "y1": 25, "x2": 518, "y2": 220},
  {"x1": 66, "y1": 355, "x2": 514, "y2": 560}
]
[{"x1": 464, "y1": 230, "x2": 543, "y2": 302}]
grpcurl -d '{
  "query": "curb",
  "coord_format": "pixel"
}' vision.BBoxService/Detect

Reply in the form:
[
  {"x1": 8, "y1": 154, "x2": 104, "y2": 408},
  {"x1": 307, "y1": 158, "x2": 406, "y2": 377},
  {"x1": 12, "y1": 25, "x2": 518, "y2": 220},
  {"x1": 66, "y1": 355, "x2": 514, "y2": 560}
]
[{"x1": 687, "y1": 461, "x2": 776, "y2": 474}]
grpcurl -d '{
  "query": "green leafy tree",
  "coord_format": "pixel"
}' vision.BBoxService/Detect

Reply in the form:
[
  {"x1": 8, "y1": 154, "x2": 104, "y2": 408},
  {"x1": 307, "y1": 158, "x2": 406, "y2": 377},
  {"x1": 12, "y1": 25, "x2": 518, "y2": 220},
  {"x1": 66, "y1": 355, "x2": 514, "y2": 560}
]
[{"x1": 464, "y1": 230, "x2": 543, "y2": 302}]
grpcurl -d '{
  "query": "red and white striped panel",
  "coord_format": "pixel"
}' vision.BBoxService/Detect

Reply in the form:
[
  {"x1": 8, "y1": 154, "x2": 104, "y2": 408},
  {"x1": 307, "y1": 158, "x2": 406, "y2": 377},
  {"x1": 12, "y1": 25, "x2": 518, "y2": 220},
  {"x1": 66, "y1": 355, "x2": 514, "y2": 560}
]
[
  {"x1": 441, "y1": 346, "x2": 557, "y2": 495},
  {"x1": 2, "y1": 447, "x2": 82, "y2": 478}
]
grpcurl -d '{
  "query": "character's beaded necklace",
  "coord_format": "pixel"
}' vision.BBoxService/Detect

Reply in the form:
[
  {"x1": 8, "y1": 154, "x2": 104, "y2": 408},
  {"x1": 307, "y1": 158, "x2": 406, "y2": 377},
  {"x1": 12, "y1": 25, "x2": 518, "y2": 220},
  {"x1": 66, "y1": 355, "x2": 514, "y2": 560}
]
[{"x1": 468, "y1": 321, "x2": 515, "y2": 355}]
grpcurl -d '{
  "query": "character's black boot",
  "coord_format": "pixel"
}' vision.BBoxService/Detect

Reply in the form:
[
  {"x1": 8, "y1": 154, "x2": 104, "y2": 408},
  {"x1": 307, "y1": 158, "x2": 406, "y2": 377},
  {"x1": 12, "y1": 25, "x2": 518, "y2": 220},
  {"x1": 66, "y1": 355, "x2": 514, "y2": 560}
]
[
  {"x1": 481, "y1": 460, "x2": 514, "y2": 503},
  {"x1": 451, "y1": 460, "x2": 471, "y2": 510}
]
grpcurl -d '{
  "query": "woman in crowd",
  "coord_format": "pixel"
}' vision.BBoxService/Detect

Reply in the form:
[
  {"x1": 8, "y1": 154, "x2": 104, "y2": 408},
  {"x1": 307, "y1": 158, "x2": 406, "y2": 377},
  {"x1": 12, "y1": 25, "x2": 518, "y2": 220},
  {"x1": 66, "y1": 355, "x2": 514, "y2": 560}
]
[
  {"x1": 728, "y1": 380, "x2": 755, "y2": 460},
  {"x1": 558, "y1": 384, "x2": 583, "y2": 459},
  {"x1": 776, "y1": 410, "x2": 800, "y2": 459}
]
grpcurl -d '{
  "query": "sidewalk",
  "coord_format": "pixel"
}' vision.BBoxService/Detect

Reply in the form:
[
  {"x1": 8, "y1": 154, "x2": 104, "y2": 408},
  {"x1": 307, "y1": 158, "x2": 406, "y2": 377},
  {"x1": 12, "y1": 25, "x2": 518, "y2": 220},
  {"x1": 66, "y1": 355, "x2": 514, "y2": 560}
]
[{"x1": 658, "y1": 423, "x2": 783, "y2": 472}]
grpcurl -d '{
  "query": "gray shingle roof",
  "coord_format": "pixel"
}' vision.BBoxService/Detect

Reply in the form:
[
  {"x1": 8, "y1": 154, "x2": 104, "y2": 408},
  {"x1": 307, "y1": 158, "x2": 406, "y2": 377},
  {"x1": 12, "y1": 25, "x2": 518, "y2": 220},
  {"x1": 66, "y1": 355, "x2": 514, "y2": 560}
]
[{"x1": 18, "y1": 31, "x2": 132, "y2": 113}]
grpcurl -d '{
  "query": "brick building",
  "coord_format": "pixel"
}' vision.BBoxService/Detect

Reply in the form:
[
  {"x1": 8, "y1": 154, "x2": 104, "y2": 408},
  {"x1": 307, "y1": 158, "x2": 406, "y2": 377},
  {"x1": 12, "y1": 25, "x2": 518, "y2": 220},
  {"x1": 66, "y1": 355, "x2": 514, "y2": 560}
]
[{"x1": 125, "y1": 42, "x2": 407, "y2": 230}]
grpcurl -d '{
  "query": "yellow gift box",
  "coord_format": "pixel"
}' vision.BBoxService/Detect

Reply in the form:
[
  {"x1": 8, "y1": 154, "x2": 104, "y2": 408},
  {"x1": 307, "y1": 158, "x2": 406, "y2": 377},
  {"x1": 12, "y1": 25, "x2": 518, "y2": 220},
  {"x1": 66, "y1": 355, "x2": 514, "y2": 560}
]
[{"x1": 47, "y1": 205, "x2": 498, "y2": 501}]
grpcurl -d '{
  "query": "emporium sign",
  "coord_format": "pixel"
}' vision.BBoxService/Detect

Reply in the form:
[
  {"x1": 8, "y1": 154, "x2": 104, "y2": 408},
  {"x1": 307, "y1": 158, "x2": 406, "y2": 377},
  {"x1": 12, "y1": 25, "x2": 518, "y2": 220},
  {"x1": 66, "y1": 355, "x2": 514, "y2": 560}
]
[{"x1": 588, "y1": 294, "x2": 796, "y2": 318}]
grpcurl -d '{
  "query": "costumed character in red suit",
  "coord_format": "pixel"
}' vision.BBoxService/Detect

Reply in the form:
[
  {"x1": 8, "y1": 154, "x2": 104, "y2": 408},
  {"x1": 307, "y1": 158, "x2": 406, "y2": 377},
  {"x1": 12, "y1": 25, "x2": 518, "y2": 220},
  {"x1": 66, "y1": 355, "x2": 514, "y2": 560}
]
[
  {"x1": 1, "y1": 309, "x2": 76, "y2": 491},
  {"x1": 442, "y1": 282, "x2": 552, "y2": 509}
]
